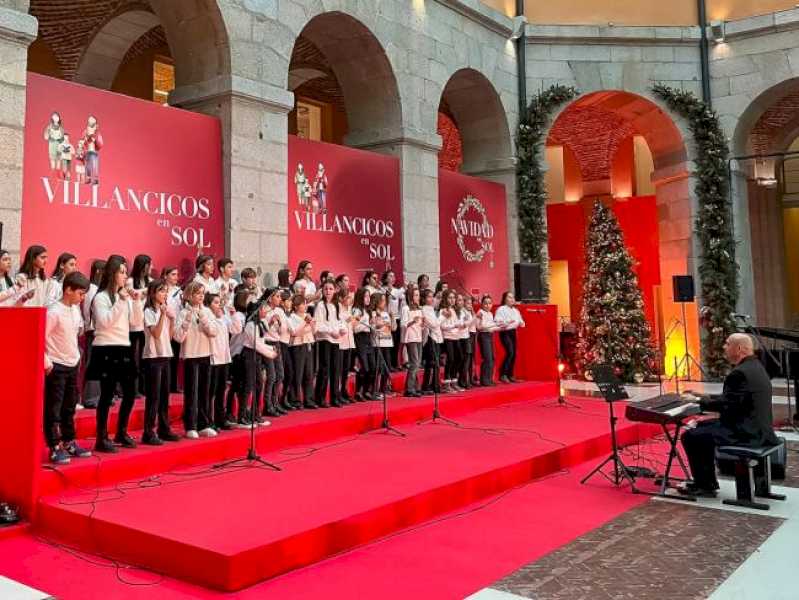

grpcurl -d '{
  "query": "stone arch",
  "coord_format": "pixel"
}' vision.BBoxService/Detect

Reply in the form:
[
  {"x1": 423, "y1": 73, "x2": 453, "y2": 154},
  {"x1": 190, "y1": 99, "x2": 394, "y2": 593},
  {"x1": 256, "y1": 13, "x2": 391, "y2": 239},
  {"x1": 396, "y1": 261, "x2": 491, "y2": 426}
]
[
  {"x1": 288, "y1": 11, "x2": 402, "y2": 148},
  {"x1": 545, "y1": 90, "x2": 697, "y2": 374},
  {"x1": 437, "y1": 68, "x2": 512, "y2": 175},
  {"x1": 732, "y1": 78, "x2": 799, "y2": 157},
  {"x1": 74, "y1": 8, "x2": 161, "y2": 89}
]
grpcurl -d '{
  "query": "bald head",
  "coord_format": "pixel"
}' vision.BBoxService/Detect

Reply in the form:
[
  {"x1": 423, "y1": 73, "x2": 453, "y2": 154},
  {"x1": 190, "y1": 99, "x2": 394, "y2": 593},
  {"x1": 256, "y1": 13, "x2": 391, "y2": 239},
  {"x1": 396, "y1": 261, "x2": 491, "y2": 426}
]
[{"x1": 724, "y1": 333, "x2": 755, "y2": 365}]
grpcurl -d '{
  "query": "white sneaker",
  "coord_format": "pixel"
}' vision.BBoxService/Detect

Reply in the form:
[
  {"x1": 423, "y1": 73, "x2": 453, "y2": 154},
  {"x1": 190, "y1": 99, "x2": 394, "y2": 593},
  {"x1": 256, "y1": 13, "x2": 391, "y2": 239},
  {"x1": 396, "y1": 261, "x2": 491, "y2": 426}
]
[
  {"x1": 258, "y1": 419, "x2": 271, "y2": 427},
  {"x1": 75, "y1": 403, "x2": 84, "y2": 411},
  {"x1": 199, "y1": 427, "x2": 217, "y2": 438},
  {"x1": 185, "y1": 430, "x2": 199, "y2": 439}
]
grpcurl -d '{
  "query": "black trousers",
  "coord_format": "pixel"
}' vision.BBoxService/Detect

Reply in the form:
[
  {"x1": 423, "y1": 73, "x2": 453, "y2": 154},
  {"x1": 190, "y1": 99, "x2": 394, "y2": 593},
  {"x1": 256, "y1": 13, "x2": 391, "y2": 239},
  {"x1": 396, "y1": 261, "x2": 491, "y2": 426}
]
[
  {"x1": 44, "y1": 363, "x2": 79, "y2": 448},
  {"x1": 169, "y1": 340, "x2": 182, "y2": 392},
  {"x1": 499, "y1": 329, "x2": 517, "y2": 378},
  {"x1": 143, "y1": 357, "x2": 171, "y2": 438},
  {"x1": 443, "y1": 338, "x2": 462, "y2": 382},
  {"x1": 129, "y1": 330, "x2": 146, "y2": 397},
  {"x1": 354, "y1": 332, "x2": 376, "y2": 395},
  {"x1": 422, "y1": 339, "x2": 441, "y2": 392},
  {"x1": 315, "y1": 340, "x2": 341, "y2": 406},
  {"x1": 469, "y1": 332, "x2": 477, "y2": 382},
  {"x1": 240, "y1": 348, "x2": 263, "y2": 419},
  {"x1": 681, "y1": 420, "x2": 733, "y2": 489},
  {"x1": 263, "y1": 346, "x2": 279, "y2": 410},
  {"x1": 183, "y1": 356, "x2": 211, "y2": 431},
  {"x1": 280, "y1": 342, "x2": 294, "y2": 404},
  {"x1": 291, "y1": 344, "x2": 315, "y2": 407},
  {"x1": 210, "y1": 363, "x2": 230, "y2": 427},
  {"x1": 458, "y1": 337, "x2": 473, "y2": 387},
  {"x1": 374, "y1": 346, "x2": 392, "y2": 393},
  {"x1": 339, "y1": 347, "x2": 353, "y2": 399},
  {"x1": 478, "y1": 332, "x2": 495, "y2": 385},
  {"x1": 93, "y1": 345, "x2": 137, "y2": 442},
  {"x1": 227, "y1": 353, "x2": 244, "y2": 420},
  {"x1": 81, "y1": 330, "x2": 100, "y2": 407},
  {"x1": 390, "y1": 321, "x2": 402, "y2": 367}
]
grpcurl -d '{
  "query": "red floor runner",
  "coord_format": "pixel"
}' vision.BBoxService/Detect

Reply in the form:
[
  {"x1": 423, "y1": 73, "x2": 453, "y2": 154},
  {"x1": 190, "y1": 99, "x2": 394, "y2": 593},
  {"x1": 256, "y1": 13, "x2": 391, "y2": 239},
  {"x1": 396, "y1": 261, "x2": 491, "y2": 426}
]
[{"x1": 34, "y1": 396, "x2": 654, "y2": 591}]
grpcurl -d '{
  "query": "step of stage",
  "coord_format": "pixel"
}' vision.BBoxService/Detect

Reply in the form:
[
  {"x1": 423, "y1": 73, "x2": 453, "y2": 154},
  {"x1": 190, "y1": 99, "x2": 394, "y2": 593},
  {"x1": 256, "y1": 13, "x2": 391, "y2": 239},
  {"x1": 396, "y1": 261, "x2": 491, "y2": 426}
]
[
  {"x1": 40, "y1": 380, "x2": 554, "y2": 496},
  {"x1": 36, "y1": 395, "x2": 658, "y2": 592}
]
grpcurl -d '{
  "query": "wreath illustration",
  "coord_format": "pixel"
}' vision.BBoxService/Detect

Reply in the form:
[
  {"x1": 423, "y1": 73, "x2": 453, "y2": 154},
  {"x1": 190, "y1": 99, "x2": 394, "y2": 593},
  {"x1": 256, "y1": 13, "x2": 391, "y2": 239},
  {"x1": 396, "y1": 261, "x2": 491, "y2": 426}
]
[{"x1": 454, "y1": 195, "x2": 492, "y2": 264}]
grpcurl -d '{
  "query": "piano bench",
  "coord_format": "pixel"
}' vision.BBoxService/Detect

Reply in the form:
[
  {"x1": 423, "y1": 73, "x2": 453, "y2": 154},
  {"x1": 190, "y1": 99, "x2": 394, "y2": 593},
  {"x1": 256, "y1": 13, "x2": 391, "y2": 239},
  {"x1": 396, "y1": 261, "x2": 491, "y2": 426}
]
[{"x1": 716, "y1": 444, "x2": 787, "y2": 511}]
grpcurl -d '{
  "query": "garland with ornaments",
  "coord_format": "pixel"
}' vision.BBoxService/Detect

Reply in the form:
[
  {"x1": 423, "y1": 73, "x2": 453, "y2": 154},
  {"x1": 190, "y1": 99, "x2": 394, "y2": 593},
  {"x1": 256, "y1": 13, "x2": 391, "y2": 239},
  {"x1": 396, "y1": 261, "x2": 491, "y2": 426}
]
[
  {"x1": 515, "y1": 85, "x2": 578, "y2": 300},
  {"x1": 652, "y1": 84, "x2": 739, "y2": 379}
]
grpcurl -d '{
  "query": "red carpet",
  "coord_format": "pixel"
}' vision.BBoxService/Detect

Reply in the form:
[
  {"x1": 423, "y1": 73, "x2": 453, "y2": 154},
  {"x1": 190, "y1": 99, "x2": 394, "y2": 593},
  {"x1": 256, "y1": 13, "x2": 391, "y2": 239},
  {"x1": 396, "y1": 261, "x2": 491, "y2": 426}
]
[
  {"x1": 35, "y1": 394, "x2": 656, "y2": 591},
  {"x1": 1, "y1": 458, "x2": 649, "y2": 600}
]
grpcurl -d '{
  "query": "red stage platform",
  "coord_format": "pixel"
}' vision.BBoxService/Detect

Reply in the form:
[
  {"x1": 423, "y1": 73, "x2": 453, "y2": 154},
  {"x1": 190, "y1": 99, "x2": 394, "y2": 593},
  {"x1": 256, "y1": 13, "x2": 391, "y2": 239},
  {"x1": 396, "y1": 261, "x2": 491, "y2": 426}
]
[{"x1": 35, "y1": 391, "x2": 655, "y2": 592}]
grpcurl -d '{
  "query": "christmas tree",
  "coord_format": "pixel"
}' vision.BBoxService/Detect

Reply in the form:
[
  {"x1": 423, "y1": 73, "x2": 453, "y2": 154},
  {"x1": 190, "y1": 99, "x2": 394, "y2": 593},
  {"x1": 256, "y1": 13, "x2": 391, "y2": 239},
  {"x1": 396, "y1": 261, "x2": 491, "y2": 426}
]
[{"x1": 578, "y1": 200, "x2": 656, "y2": 382}]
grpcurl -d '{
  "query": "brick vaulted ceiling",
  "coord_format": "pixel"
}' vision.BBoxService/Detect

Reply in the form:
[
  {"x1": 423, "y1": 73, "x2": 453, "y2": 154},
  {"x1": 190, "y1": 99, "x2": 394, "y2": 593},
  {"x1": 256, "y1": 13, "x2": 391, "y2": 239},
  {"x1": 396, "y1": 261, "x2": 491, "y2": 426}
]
[
  {"x1": 549, "y1": 105, "x2": 635, "y2": 183},
  {"x1": 289, "y1": 35, "x2": 345, "y2": 112},
  {"x1": 749, "y1": 89, "x2": 799, "y2": 154},
  {"x1": 29, "y1": 0, "x2": 167, "y2": 81}
]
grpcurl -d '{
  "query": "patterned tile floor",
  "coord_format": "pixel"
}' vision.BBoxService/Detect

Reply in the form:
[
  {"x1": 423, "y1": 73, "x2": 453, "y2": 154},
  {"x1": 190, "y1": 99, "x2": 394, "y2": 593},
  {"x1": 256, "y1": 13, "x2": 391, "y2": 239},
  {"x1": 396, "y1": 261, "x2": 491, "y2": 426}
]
[
  {"x1": 489, "y1": 501, "x2": 784, "y2": 600},
  {"x1": 783, "y1": 441, "x2": 799, "y2": 488}
]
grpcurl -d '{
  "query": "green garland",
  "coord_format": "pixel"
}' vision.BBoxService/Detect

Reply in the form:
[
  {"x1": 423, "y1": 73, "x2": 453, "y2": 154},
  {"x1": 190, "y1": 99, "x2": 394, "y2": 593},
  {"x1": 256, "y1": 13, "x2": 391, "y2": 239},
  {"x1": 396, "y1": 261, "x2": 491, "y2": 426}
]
[
  {"x1": 516, "y1": 85, "x2": 578, "y2": 300},
  {"x1": 652, "y1": 84, "x2": 739, "y2": 378}
]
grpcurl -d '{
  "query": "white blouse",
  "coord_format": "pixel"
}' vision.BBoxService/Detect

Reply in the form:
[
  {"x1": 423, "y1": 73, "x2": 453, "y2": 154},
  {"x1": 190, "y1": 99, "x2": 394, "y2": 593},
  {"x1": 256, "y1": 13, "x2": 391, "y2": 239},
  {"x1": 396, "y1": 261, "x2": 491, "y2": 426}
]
[
  {"x1": 440, "y1": 308, "x2": 466, "y2": 341},
  {"x1": 313, "y1": 301, "x2": 345, "y2": 343},
  {"x1": 401, "y1": 305, "x2": 424, "y2": 344},
  {"x1": 476, "y1": 309, "x2": 500, "y2": 333},
  {"x1": 371, "y1": 310, "x2": 394, "y2": 348},
  {"x1": 143, "y1": 307, "x2": 173, "y2": 359},
  {"x1": 287, "y1": 312, "x2": 315, "y2": 345},
  {"x1": 422, "y1": 305, "x2": 443, "y2": 344},
  {"x1": 495, "y1": 305, "x2": 526, "y2": 331},
  {"x1": 209, "y1": 313, "x2": 243, "y2": 365},
  {"x1": 173, "y1": 305, "x2": 218, "y2": 359},
  {"x1": 44, "y1": 301, "x2": 83, "y2": 369},
  {"x1": 92, "y1": 290, "x2": 141, "y2": 347},
  {"x1": 337, "y1": 307, "x2": 356, "y2": 350}
]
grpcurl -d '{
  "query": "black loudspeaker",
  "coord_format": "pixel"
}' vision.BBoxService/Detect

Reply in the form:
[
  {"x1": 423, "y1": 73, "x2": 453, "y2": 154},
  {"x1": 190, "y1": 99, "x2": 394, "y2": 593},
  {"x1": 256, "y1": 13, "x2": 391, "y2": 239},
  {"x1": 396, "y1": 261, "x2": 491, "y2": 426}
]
[
  {"x1": 672, "y1": 275, "x2": 695, "y2": 303},
  {"x1": 514, "y1": 263, "x2": 542, "y2": 301}
]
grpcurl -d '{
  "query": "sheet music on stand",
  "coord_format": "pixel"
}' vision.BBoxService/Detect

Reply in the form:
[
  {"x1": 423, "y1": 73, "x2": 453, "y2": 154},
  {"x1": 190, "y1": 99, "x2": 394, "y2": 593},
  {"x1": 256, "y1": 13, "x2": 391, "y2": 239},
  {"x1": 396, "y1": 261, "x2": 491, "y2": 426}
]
[{"x1": 590, "y1": 364, "x2": 629, "y2": 403}]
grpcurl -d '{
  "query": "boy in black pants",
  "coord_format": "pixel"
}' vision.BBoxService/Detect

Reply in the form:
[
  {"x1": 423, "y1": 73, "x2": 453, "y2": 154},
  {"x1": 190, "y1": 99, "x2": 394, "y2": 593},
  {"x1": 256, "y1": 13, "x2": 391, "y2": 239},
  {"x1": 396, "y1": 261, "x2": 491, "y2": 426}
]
[{"x1": 45, "y1": 271, "x2": 92, "y2": 464}]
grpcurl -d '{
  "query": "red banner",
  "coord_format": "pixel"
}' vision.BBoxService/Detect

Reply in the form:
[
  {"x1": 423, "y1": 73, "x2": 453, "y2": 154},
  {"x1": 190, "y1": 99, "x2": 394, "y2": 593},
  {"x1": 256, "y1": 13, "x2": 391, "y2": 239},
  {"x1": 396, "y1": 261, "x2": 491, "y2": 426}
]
[
  {"x1": 438, "y1": 169, "x2": 509, "y2": 299},
  {"x1": 287, "y1": 136, "x2": 403, "y2": 281},
  {"x1": 21, "y1": 73, "x2": 224, "y2": 279}
]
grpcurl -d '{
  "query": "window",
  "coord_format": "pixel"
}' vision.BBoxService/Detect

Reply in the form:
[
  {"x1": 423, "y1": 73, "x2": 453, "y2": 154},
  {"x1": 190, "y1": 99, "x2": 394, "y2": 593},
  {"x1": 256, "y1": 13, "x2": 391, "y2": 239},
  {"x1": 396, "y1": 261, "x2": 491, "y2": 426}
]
[
  {"x1": 153, "y1": 57, "x2": 175, "y2": 105},
  {"x1": 296, "y1": 99, "x2": 322, "y2": 141}
]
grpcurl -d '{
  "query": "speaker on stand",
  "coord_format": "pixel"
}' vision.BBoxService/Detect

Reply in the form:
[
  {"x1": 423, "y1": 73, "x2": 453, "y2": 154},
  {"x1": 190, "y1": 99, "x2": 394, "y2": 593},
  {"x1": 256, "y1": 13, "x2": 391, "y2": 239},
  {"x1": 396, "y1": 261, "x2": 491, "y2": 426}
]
[
  {"x1": 514, "y1": 263, "x2": 542, "y2": 303},
  {"x1": 671, "y1": 275, "x2": 705, "y2": 382}
]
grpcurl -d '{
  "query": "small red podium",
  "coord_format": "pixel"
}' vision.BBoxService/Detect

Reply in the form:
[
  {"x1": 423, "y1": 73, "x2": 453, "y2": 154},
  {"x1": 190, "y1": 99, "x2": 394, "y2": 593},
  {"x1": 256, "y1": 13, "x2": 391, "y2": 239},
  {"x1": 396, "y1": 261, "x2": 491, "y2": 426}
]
[
  {"x1": 0, "y1": 307, "x2": 46, "y2": 520},
  {"x1": 511, "y1": 304, "x2": 559, "y2": 382}
]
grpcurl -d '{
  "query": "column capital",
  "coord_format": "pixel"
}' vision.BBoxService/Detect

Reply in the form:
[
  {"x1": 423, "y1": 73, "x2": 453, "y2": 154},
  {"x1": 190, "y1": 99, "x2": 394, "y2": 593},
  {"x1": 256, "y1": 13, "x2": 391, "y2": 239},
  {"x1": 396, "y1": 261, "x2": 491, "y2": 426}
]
[
  {"x1": 170, "y1": 75, "x2": 294, "y2": 114},
  {"x1": 0, "y1": 6, "x2": 37, "y2": 46},
  {"x1": 348, "y1": 128, "x2": 443, "y2": 155},
  {"x1": 463, "y1": 156, "x2": 517, "y2": 177}
]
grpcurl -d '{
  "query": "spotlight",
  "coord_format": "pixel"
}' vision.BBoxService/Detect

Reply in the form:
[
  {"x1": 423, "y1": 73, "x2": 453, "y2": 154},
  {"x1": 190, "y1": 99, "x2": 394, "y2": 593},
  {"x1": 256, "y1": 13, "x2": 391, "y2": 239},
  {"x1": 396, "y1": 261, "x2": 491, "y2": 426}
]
[
  {"x1": 710, "y1": 20, "x2": 725, "y2": 43},
  {"x1": 558, "y1": 362, "x2": 566, "y2": 374},
  {"x1": 509, "y1": 15, "x2": 527, "y2": 41}
]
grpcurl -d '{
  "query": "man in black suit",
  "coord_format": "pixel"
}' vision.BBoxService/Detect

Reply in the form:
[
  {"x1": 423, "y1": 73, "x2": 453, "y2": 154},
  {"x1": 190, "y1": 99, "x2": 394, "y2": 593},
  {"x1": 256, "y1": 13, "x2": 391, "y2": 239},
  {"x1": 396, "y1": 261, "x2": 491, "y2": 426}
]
[{"x1": 680, "y1": 333, "x2": 779, "y2": 497}]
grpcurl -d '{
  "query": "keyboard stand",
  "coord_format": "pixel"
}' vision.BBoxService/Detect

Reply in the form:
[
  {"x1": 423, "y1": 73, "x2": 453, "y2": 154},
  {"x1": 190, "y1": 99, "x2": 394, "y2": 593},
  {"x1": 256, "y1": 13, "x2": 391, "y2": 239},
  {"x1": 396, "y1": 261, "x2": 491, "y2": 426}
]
[{"x1": 638, "y1": 420, "x2": 697, "y2": 502}]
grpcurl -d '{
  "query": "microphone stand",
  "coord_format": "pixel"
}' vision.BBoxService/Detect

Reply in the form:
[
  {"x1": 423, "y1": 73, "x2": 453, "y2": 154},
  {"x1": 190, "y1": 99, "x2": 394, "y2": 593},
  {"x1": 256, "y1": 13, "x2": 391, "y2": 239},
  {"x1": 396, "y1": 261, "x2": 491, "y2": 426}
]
[
  {"x1": 372, "y1": 324, "x2": 405, "y2": 437},
  {"x1": 214, "y1": 309, "x2": 281, "y2": 472},
  {"x1": 529, "y1": 308, "x2": 579, "y2": 408}
]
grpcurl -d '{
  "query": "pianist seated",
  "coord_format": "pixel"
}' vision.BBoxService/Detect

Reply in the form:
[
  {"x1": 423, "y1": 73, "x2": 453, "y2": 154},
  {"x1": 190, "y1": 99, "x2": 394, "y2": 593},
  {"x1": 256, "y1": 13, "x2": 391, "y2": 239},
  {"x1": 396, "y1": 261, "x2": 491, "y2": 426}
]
[{"x1": 680, "y1": 333, "x2": 779, "y2": 498}]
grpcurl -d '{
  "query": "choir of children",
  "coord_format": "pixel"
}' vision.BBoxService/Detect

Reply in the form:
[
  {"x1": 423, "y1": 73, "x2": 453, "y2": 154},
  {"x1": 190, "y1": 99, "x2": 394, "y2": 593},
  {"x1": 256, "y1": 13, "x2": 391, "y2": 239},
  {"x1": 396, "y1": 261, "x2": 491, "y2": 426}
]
[{"x1": 3, "y1": 247, "x2": 526, "y2": 464}]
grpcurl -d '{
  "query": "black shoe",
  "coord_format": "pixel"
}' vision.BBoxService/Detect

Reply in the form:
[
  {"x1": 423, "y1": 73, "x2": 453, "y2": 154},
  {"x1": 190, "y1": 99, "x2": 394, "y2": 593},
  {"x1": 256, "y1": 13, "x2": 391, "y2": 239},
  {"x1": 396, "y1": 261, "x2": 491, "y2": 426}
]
[
  {"x1": 404, "y1": 392, "x2": 416, "y2": 398},
  {"x1": 158, "y1": 430, "x2": 181, "y2": 442},
  {"x1": 265, "y1": 408, "x2": 281, "y2": 417},
  {"x1": 141, "y1": 434, "x2": 163, "y2": 446},
  {"x1": 499, "y1": 376, "x2": 510, "y2": 384},
  {"x1": 509, "y1": 377, "x2": 521, "y2": 383},
  {"x1": 114, "y1": 434, "x2": 137, "y2": 448},
  {"x1": 304, "y1": 402, "x2": 319, "y2": 410},
  {"x1": 678, "y1": 482, "x2": 718, "y2": 498},
  {"x1": 94, "y1": 438, "x2": 118, "y2": 453},
  {"x1": 363, "y1": 392, "x2": 373, "y2": 400},
  {"x1": 82, "y1": 400, "x2": 98, "y2": 409}
]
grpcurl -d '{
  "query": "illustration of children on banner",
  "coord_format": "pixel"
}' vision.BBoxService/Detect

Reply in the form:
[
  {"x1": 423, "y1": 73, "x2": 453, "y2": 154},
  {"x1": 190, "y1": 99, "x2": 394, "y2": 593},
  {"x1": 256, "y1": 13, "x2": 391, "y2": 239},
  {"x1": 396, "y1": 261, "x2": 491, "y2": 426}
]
[
  {"x1": 313, "y1": 163, "x2": 328, "y2": 214},
  {"x1": 43, "y1": 112, "x2": 104, "y2": 185},
  {"x1": 81, "y1": 115, "x2": 103, "y2": 185},
  {"x1": 43, "y1": 112, "x2": 65, "y2": 174},
  {"x1": 294, "y1": 161, "x2": 330, "y2": 214},
  {"x1": 295, "y1": 163, "x2": 308, "y2": 208}
]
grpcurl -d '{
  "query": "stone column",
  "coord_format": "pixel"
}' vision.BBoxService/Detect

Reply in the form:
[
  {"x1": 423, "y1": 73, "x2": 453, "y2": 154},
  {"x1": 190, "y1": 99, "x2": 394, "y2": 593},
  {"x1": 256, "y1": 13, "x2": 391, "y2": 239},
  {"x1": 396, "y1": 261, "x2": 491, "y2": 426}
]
[
  {"x1": 352, "y1": 133, "x2": 442, "y2": 285},
  {"x1": 652, "y1": 167, "x2": 702, "y2": 375},
  {"x1": 730, "y1": 167, "x2": 756, "y2": 319},
  {"x1": 0, "y1": 7, "x2": 36, "y2": 264},
  {"x1": 171, "y1": 77, "x2": 293, "y2": 286}
]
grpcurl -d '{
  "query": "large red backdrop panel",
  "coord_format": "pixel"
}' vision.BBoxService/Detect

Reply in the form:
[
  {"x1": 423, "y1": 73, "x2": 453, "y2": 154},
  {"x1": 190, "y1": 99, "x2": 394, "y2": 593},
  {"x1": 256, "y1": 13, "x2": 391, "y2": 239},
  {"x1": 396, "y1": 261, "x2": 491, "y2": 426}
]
[
  {"x1": 21, "y1": 73, "x2": 224, "y2": 278},
  {"x1": 438, "y1": 169, "x2": 509, "y2": 299},
  {"x1": 287, "y1": 136, "x2": 403, "y2": 281},
  {"x1": 547, "y1": 196, "x2": 661, "y2": 330}
]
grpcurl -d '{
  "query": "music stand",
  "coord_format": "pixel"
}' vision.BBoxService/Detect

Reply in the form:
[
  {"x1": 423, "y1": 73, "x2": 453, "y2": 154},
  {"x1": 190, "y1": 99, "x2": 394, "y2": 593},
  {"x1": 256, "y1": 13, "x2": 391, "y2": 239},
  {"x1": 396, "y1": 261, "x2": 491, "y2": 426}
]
[{"x1": 580, "y1": 365, "x2": 638, "y2": 489}]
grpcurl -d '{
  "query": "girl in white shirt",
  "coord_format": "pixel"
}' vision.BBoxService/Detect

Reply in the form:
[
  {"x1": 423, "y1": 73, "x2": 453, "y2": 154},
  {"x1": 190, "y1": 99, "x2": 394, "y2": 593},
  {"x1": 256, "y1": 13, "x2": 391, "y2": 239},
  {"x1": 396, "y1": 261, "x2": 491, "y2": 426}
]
[
  {"x1": 193, "y1": 254, "x2": 220, "y2": 294},
  {"x1": 495, "y1": 291, "x2": 526, "y2": 383},
  {"x1": 351, "y1": 287, "x2": 374, "y2": 400},
  {"x1": 205, "y1": 291, "x2": 242, "y2": 429},
  {"x1": 401, "y1": 285, "x2": 424, "y2": 397},
  {"x1": 421, "y1": 288, "x2": 443, "y2": 394},
  {"x1": 161, "y1": 266, "x2": 183, "y2": 394},
  {"x1": 287, "y1": 294, "x2": 317, "y2": 409},
  {"x1": 278, "y1": 291, "x2": 296, "y2": 410},
  {"x1": 0, "y1": 250, "x2": 34, "y2": 307},
  {"x1": 226, "y1": 290, "x2": 251, "y2": 425},
  {"x1": 48, "y1": 252, "x2": 78, "y2": 304},
  {"x1": 88, "y1": 255, "x2": 142, "y2": 452},
  {"x1": 293, "y1": 260, "x2": 321, "y2": 310},
  {"x1": 458, "y1": 296, "x2": 478, "y2": 389},
  {"x1": 240, "y1": 300, "x2": 278, "y2": 426},
  {"x1": 214, "y1": 258, "x2": 237, "y2": 310},
  {"x1": 313, "y1": 281, "x2": 347, "y2": 407},
  {"x1": 173, "y1": 281, "x2": 218, "y2": 439},
  {"x1": 369, "y1": 291, "x2": 395, "y2": 399},
  {"x1": 128, "y1": 254, "x2": 151, "y2": 399},
  {"x1": 476, "y1": 294, "x2": 502, "y2": 387},
  {"x1": 19, "y1": 245, "x2": 59, "y2": 307},
  {"x1": 263, "y1": 289, "x2": 287, "y2": 417},
  {"x1": 337, "y1": 289, "x2": 356, "y2": 403},
  {"x1": 142, "y1": 279, "x2": 175, "y2": 445},
  {"x1": 439, "y1": 290, "x2": 464, "y2": 393}
]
